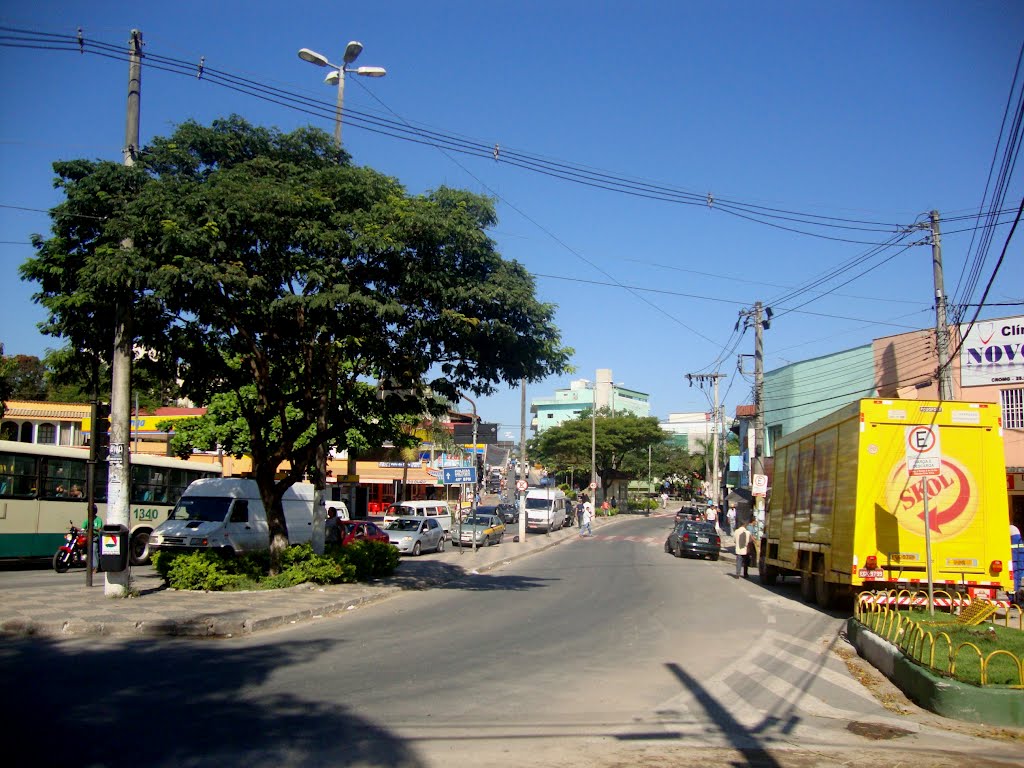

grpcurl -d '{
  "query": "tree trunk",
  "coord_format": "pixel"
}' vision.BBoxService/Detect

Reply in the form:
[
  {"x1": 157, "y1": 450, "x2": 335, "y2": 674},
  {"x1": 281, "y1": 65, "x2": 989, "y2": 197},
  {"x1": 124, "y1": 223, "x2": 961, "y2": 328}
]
[{"x1": 255, "y1": 463, "x2": 289, "y2": 575}]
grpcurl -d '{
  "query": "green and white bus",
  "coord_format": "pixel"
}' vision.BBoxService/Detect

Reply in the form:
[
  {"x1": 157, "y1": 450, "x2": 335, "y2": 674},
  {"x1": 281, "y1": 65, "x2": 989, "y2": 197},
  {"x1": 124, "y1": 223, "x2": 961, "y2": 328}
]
[{"x1": 0, "y1": 440, "x2": 222, "y2": 564}]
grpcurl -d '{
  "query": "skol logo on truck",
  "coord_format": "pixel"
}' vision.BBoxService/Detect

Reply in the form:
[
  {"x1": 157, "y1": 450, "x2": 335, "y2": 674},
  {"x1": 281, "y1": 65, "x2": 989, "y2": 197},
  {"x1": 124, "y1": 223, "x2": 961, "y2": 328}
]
[{"x1": 883, "y1": 457, "x2": 978, "y2": 540}]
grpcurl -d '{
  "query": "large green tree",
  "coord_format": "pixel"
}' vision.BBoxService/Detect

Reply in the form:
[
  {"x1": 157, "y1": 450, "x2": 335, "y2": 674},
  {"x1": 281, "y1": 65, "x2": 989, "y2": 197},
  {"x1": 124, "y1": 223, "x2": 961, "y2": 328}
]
[
  {"x1": 530, "y1": 409, "x2": 666, "y2": 499},
  {"x1": 24, "y1": 116, "x2": 571, "y2": 569}
]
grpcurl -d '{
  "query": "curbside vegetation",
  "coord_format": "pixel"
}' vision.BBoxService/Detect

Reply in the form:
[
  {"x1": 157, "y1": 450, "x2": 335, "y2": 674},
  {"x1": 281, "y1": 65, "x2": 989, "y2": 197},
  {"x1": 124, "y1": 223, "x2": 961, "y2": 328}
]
[
  {"x1": 854, "y1": 589, "x2": 1024, "y2": 687},
  {"x1": 151, "y1": 541, "x2": 400, "y2": 591}
]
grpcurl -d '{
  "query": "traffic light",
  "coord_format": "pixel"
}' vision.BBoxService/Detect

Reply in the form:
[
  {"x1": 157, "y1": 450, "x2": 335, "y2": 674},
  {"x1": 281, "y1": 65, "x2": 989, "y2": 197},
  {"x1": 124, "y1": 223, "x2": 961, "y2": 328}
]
[{"x1": 94, "y1": 403, "x2": 111, "y2": 454}]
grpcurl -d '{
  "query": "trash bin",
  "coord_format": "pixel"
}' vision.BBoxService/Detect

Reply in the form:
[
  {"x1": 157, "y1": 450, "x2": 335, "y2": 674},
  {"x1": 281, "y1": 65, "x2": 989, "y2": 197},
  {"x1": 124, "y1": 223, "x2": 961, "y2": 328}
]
[{"x1": 98, "y1": 524, "x2": 130, "y2": 573}]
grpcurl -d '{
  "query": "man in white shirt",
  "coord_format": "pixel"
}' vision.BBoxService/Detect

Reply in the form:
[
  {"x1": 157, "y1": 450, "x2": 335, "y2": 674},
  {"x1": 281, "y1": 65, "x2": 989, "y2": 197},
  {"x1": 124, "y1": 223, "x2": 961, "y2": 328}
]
[
  {"x1": 580, "y1": 495, "x2": 594, "y2": 537},
  {"x1": 734, "y1": 522, "x2": 752, "y2": 578}
]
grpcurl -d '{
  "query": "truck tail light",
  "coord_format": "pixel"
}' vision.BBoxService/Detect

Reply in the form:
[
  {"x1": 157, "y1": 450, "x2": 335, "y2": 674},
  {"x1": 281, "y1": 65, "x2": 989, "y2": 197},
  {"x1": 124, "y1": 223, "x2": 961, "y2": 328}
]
[
  {"x1": 991, "y1": 560, "x2": 1003, "y2": 574},
  {"x1": 864, "y1": 555, "x2": 878, "y2": 570}
]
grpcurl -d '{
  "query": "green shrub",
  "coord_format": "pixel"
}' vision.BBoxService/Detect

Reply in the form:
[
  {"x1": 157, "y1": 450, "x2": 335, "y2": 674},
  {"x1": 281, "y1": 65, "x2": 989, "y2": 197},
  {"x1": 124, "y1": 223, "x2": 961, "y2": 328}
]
[
  {"x1": 334, "y1": 540, "x2": 400, "y2": 580},
  {"x1": 153, "y1": 543, "x2": 361, "y2": 591}
]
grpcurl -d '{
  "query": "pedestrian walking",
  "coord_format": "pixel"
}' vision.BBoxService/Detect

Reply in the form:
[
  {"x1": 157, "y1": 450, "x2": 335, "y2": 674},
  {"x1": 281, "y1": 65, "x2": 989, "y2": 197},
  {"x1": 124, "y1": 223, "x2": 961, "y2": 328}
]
[
  {"x1": 726, "y1": 506, "x2": 736, "y2": 535},
  {"x1": 734, "y1": 521, "x2": 752, "y2": 578},
  {"x1": 661, "y1": 491, "x2": 669, "y2": 508},
  {"x1": 580, "y1": 494, "x2": 593, "y2": 537}
]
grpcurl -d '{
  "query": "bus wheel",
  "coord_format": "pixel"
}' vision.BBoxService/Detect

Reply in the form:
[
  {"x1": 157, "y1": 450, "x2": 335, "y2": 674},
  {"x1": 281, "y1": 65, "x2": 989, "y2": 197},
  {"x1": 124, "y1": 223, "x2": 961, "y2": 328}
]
[{"x1": 129, "y1": 529, "x2": 152, "y2": 566}]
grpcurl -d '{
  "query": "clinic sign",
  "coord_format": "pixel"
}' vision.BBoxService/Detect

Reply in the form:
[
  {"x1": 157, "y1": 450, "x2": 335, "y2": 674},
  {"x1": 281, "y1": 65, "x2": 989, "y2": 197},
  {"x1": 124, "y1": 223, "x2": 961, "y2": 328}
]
[{"x1": 959, "y1": 314, "x2": 1024, "y2": 387}]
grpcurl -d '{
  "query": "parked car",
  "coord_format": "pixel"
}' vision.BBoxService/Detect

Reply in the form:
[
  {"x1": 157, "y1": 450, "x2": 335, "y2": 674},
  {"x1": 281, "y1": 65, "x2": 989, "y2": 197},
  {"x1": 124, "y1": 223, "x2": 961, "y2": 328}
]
[
  {"x1": 455, "y1": 512, "x2": 506, "y2": 547},
  {"x1": 338, "y1": 520, "x2": 390, "y2": 547},
  {"x1": 495, "y1": 502, "x2": 519, "y2": 524},
  {"x1": 665, "y1": 520, "x2": 721, "y2": 560},
  {"x1": 382, "y1": 516, "x2": 445, "y2": 555}
]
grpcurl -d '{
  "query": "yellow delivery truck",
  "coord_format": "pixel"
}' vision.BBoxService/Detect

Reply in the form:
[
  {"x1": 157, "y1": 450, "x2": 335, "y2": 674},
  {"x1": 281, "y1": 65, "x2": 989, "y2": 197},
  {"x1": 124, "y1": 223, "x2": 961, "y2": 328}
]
[{"x1": 759, "y1": 398, "x2": 1013, "y2": 608}]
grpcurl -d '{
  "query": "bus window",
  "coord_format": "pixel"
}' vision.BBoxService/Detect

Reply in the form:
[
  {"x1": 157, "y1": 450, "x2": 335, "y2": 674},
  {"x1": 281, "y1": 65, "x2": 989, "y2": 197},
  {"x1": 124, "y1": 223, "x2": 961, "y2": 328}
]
[
  {"x1": 41, "y1": 457, "x2": 88, "y2": 499},
  {"x1": 0, "y1": 450, "x2": 39, "y2": 498}
]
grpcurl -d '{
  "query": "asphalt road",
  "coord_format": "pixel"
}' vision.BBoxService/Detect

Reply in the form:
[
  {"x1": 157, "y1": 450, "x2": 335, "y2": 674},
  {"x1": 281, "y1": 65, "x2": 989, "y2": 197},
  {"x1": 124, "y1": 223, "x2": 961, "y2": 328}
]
[{"x1": 4, "y1": 515, "x2": 1022, "y2": 768}]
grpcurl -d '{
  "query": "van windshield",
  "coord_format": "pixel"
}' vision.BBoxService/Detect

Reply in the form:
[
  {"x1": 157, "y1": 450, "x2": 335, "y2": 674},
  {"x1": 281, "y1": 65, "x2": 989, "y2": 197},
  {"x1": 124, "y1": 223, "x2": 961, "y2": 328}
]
[
  {"x1": 525, "y1": 497, "x2": 555, "y2": 510},
  {"x1": 386, "y1": 504, "x2": 421, "y2": 517},
  {"x1": 169, "y1": 496, "x2": 232, "y2": 522}
]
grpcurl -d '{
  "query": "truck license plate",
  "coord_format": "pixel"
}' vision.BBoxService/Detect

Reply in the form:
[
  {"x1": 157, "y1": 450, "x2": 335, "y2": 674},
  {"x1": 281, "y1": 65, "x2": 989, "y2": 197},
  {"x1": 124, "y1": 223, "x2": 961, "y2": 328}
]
[{"x1": 858, "y1": 569, "x2": 885, "y2": 579}]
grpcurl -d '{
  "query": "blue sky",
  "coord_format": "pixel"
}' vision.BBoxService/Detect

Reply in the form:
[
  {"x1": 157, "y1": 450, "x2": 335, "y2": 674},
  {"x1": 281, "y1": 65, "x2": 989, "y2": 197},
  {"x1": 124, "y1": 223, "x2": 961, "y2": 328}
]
[{"x1": 2, "y1": 2, "x2": 1022, "y2": 440}]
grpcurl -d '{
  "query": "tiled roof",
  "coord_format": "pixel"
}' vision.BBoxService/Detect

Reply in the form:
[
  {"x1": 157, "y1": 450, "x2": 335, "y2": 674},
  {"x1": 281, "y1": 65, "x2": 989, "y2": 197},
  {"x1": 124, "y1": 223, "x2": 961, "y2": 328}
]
[{"x1": 3, "y1": 401, "x2": 90, "y2": 420}]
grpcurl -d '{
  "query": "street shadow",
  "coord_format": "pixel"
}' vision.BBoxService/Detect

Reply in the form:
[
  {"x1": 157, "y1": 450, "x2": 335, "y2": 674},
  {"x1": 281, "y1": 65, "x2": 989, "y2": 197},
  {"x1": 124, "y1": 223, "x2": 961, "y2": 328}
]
[
  {"x1": 663, "y1": 661, "x2": 785, "y2": 767},
  {"x1": 0, "y1": 633, "x2": 425, "y2": 768}
]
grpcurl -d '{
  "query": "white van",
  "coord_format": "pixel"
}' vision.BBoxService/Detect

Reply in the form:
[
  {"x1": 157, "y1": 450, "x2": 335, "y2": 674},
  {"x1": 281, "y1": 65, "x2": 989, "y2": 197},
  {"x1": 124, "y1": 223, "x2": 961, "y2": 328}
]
[
  {"x1": 149, "y1": 478, "x2": 315, "y2": 555},
  {"x1": 382, "y1": 500, "x2": 454, "y2": 539},
  {"x1": 525, "y1": 487, "x2": 569, "y2": 533}
]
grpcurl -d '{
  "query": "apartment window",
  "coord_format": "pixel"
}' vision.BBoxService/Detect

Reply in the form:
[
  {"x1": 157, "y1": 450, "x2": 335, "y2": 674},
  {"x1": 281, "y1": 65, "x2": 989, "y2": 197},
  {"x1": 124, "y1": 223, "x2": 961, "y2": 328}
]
[{"x1": 1002, "y1": 388, "x2": 1024, "y2": 429}]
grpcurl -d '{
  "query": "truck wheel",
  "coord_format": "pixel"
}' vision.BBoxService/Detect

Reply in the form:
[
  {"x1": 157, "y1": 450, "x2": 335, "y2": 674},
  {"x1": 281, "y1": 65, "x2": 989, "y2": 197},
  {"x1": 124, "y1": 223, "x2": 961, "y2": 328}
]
[
  {"x1": 814, "y1": 574, "x2": 837, "y2": 609},
  {"x1": 129, "y1": 529, "x2": 152, "y2": 566},
  {"x1": 799, "y1": 571, "x2": 815, "y2": 602},
  {"x1": 758, "y1": 549, "x2": 778, "y2": 586}
]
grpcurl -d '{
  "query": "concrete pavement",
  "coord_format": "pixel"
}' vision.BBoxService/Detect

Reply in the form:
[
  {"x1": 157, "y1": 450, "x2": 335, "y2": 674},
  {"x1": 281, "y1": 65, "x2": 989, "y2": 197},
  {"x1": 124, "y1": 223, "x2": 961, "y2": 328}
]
[{"x1": 1, "y1": 512, "x2": 633, "y2": 639}]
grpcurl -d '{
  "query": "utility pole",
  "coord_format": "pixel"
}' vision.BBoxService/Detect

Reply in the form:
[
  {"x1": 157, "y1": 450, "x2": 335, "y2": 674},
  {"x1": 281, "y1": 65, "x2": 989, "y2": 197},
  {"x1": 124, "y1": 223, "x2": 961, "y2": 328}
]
[
  {"x1": 930, "y1": 210, "x2": 954, "y2": 400},
  {"x1": 686, "y1": 373, "x2": 726, "y2": 509},
  {"x1": 105, "y1": 29, "x2": 142, "y2": 597},
  {"x1": 518, "y1": 379, "x2": 527, "y2": 542}
]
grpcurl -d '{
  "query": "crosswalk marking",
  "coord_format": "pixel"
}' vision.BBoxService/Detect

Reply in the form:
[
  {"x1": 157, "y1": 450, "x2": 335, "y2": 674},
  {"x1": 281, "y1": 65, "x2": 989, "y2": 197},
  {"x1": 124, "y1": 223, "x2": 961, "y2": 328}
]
[{"x1": 655, "y1": 629, "x2": 911, "y2": 733}]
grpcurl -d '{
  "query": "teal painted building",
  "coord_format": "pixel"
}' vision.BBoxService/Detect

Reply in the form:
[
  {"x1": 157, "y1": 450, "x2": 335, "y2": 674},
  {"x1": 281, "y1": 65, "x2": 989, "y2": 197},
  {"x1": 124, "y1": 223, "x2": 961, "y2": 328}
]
[{"x1": 763, "y1": 345, "x2": 876, "y2": 455}]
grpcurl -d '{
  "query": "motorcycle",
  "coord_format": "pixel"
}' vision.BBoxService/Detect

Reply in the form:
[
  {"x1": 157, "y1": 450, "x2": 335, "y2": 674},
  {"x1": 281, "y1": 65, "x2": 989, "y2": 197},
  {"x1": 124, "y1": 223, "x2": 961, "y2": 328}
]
[{"x1": 52, "y1": 521, "x2": 90, "y2": 573}]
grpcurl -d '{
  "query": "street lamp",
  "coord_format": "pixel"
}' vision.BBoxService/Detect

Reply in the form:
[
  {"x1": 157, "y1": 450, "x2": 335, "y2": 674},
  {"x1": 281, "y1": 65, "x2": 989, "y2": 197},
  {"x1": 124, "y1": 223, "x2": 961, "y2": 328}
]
[
  {"x1": 457, "y1": 394, "x2": 479, "y2": 553},
  {"x1": 297, "y1": 42, "x2": 386, "y2": 147}
]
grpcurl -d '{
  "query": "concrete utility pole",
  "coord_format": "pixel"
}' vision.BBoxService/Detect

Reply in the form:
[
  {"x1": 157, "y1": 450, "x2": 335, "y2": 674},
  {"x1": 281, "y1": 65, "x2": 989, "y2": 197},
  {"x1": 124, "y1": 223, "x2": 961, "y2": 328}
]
[
  {"x1": 105, "y1": 28, "x2": 142, "y2": 598},
  {"x1": 686, "y1": 373, "x2": 726, "y2": 508},
  {"x1": 518, "y1": 379, "x2": 527, "y2": 542},
  {"x1": 752, "y1": 302, "x2": 768, "y2": 483},
  {"x1": 930, "y1": 210, "x2": 954, "y2": 401}
]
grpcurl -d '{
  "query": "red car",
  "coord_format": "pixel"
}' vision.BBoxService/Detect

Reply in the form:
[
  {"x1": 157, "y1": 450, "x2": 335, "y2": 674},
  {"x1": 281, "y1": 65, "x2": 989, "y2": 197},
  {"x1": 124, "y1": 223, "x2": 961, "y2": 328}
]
[{"x1": 339, "y1": 520, "x2": 390, "y2": 547}]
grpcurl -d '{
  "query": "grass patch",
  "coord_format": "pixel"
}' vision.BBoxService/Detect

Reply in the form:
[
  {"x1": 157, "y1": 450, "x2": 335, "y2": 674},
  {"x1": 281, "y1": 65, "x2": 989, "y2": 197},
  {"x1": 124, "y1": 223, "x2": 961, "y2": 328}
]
[{"x1": 889, "y1": 610, "x2": 1024, "y2": 686}]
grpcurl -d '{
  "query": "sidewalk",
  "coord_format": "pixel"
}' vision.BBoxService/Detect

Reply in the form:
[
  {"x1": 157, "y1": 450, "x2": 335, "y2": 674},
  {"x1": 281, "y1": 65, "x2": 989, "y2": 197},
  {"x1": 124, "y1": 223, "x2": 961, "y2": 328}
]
[{"x1": 1, "y1": 514, "x2": 625, "y2": 639}]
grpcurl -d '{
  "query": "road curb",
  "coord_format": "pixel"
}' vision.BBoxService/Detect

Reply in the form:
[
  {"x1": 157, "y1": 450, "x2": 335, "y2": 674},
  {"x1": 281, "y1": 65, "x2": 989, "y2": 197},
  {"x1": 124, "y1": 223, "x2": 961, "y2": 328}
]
[{"x1": 845, "y1": 617, "x2": 1024, "y2": 728}]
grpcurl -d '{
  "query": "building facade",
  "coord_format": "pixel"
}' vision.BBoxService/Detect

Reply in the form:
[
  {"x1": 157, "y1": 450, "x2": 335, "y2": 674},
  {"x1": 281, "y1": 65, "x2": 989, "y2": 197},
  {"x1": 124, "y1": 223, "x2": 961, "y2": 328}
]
[{"x1": 530, "y1": 368, "x2": 650, "y2": 434}]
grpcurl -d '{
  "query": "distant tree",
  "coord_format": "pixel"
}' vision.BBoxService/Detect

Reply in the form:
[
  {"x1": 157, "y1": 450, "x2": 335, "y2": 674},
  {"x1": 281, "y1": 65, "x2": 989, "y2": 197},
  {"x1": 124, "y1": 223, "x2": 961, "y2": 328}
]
[
  {"x1": 5, "y1": 354, "x2": 47, "y2": 400},
  {"x1": 530, "y1": 409, "x2": 665, "y2": 499},
  {"x1": 0, "y1": 344, "x2": 13, "y2": 417},
  {"x1": 31, "y1": 116, "x2": 572, "y2": 572}
]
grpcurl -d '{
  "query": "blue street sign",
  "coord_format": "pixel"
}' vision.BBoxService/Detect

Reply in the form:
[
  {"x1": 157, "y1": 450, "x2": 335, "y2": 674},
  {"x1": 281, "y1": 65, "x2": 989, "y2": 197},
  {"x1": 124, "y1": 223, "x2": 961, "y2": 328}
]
[{"x1": 442, "y1": 467, "x2": 478, "y2": 485}]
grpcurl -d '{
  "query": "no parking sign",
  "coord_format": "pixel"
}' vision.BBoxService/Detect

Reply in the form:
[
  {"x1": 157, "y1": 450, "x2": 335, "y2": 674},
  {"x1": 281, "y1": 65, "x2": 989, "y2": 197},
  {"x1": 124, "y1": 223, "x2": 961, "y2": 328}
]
[{"x1": 905, "y1": 425, "x2": 942, "y2": 477}]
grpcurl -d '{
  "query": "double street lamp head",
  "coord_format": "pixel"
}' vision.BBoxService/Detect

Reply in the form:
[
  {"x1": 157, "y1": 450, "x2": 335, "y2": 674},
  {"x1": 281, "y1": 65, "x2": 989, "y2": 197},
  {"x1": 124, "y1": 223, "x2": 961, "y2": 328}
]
[{"x1": 297, "y1": 43, "x2": 386, "y2": 78}]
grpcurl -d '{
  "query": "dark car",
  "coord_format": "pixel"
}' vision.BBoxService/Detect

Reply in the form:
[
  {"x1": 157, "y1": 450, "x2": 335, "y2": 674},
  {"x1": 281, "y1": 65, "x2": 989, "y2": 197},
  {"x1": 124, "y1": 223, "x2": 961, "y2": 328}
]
[
  {"x1": 665, "y1": 520, "x2": 721, "y2": 560},
  {"x1": 495, "y1": 502, "x2": 519, "y2": 524},
  {"x1": 674, "y1": 506, "x2": 703, "y2": 524}
]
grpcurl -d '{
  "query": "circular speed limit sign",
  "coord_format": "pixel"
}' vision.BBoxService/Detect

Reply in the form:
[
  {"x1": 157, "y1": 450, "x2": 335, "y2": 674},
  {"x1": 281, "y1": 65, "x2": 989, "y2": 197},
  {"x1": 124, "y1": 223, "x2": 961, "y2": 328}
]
[
  {"x1": 516, "y1": 479, "x2": 528, "y2": 492},
  {"x1": 589, "y1": 482, "x2": 598, "y2": 490}
]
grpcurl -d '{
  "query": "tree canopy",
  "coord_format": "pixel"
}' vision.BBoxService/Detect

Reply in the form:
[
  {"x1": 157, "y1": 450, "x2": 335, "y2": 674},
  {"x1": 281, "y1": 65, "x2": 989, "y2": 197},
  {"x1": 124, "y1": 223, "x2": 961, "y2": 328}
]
[
  {"x1": 23, "y1": 116, "x2": 572, "y2": 564},
  {"x1": 529, "y1": 409, "x2": 666, "y2": 498}
]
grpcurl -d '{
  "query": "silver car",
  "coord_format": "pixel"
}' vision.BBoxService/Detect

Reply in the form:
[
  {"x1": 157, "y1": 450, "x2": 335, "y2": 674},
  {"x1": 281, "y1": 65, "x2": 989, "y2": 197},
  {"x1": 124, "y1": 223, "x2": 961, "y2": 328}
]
[{"x1": 383, "y1": 516, "x2": 445, "y2": 556}]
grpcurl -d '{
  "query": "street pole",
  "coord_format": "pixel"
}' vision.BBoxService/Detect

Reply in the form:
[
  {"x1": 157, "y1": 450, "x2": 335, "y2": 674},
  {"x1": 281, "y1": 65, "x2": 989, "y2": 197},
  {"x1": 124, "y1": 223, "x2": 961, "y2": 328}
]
[
  {"x1": 332, "y1": 63, "x2": 345, "y2": 147},
  {"x1": 518, "y1": 378, "x2": 527, "y2": 542},
  {"x1": 686, "y1": 372, "x2": 726, "y2": 509},
  {"x1": 930, "y1": 211, "x2": 954, "y2": 401},
  {"x1": 591, "y1": 386, "x2": 597, "y2": 499},
  {"x1": 105, "y1": 28, "x2": 142, "y2": 598}
]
